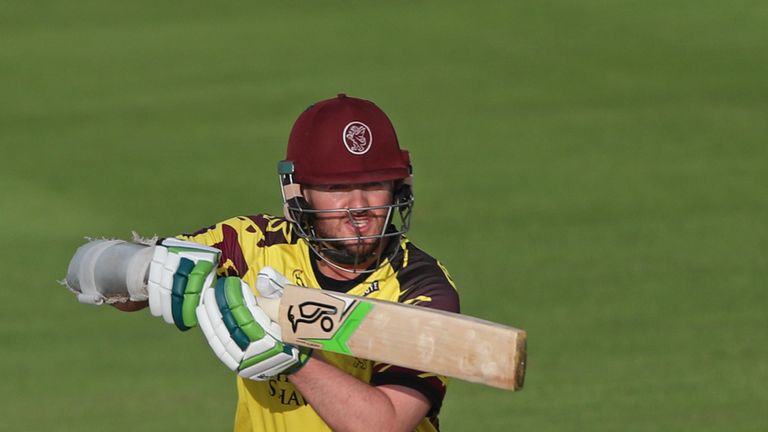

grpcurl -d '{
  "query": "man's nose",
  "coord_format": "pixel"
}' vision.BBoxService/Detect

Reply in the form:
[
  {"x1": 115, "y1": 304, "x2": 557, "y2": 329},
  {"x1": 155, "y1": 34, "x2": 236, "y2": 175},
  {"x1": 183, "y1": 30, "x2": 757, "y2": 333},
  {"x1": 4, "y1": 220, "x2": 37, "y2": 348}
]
[{"x1": 346, "y1": 188, "x2": 369, "y2": 210}]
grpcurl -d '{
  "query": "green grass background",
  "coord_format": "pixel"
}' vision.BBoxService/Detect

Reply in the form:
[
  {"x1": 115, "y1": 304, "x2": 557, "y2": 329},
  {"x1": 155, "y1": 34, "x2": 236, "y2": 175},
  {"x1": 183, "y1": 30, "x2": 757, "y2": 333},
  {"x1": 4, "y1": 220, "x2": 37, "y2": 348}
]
[{"x1": 2, "y1": 1, "x2": 766, "y2": 430}]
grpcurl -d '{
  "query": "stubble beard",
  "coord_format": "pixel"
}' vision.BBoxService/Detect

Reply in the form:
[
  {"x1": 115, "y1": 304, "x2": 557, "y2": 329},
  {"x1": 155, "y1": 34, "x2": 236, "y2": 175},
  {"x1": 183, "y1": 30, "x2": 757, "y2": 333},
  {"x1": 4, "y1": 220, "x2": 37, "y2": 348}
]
[{"x1": 313, "y1": 215, "x2": 387, "y2": 265}]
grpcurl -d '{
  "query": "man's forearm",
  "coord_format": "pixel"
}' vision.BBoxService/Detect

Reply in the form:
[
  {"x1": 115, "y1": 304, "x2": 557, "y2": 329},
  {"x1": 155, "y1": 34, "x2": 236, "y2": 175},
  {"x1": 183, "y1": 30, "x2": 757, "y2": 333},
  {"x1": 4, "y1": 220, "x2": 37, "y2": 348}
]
[{"x1": 288, "y1": 354, "x2": 429, "y2": 432}]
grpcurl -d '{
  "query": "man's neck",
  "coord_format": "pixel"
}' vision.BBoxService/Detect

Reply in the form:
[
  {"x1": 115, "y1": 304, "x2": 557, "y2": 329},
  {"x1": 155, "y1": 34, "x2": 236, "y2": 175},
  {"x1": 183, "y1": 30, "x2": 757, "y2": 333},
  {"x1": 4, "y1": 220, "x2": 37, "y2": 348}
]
[{"x1": 307, "y1": 252, "x2": 372, "y2": 293}]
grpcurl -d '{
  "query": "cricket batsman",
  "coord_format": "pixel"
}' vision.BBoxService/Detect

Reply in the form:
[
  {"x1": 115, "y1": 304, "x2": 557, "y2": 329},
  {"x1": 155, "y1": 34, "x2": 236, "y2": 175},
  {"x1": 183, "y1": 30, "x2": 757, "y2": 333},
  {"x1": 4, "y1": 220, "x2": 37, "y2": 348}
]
[{"x1": 64, "y1": 94, "x2": 460, "y2": 431}]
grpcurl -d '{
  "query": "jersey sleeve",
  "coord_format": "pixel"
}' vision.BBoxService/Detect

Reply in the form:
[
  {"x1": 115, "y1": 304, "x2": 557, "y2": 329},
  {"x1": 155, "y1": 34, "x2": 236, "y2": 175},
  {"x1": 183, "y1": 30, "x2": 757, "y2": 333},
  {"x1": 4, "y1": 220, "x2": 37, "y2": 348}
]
[
  {"x1": 177, "y1": 214, "x2": 297, "y2": 280},
  {"x1": 177, "y1": 216, "x2": 262, "y2": 278},
  {"x1": 370, "y1": 242, "x2": 460, "y2": 417}
]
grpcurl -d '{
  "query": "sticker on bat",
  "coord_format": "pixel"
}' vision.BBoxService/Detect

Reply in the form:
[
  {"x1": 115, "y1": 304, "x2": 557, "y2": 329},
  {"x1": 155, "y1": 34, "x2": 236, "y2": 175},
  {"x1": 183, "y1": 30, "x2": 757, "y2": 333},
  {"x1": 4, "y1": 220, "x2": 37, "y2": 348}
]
[
  {"x1": 287, "y1": 301, "x2": 338, "y2": 333},
  {"x1": 283, "y1": 292, "x2": 351, "y2": 340}
]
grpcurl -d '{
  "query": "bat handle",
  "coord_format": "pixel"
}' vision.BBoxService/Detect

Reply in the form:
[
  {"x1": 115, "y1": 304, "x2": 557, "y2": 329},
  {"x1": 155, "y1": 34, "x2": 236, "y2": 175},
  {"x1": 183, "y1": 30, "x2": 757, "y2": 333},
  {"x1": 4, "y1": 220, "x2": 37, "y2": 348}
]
[{"x1": 255, "y1": 296, "x2": 280, "y2": 322}]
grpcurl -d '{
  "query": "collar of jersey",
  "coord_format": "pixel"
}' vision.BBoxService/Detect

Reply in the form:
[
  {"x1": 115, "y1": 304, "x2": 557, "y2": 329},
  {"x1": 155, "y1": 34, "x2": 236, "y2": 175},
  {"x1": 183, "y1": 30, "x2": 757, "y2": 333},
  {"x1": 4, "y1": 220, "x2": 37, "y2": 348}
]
[{"x1": 309, "y1": 252, "x2": 374, "y2": 293}]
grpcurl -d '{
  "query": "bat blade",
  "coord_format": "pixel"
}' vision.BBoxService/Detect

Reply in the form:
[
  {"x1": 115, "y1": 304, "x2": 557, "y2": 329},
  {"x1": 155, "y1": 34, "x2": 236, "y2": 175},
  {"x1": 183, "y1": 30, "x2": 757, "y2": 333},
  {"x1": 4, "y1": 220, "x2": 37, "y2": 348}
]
[{"x1": 271, "y1": 284, "x2": 527, "y2": 391}]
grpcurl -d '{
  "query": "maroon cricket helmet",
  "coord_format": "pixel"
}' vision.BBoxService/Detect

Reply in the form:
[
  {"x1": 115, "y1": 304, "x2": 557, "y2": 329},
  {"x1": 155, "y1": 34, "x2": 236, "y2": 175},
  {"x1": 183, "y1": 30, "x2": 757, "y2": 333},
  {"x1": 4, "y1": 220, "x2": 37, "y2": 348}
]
[{"x1": 285, "y1": 94, "x2": 411, "y2": 185}]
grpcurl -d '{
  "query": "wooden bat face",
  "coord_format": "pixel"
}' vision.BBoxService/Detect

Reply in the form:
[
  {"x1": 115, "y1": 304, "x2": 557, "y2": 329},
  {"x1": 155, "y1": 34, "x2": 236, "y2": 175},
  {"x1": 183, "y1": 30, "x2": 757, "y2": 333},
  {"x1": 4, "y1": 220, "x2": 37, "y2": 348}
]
[{"x1": 274, "y1": 284, "x2": 526, "y2": 391}]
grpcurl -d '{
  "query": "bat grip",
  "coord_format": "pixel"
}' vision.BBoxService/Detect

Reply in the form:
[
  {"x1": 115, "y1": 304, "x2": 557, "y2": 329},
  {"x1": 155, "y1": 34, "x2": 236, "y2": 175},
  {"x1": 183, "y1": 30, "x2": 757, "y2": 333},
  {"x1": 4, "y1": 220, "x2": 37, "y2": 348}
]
[{"x1": 255, "y1": 296, "x2": 280, "y2": 322}]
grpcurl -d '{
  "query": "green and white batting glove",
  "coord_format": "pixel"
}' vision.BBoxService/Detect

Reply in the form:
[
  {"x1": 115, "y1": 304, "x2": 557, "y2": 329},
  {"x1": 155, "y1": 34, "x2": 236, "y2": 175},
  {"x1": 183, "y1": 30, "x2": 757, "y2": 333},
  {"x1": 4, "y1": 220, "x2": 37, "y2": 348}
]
[
  {"x1": 147, "y1": 238, "x2": 220, "y2": 331},
  {"x1": 195, "y1": 269, "x2": 311, "y2": 380}
]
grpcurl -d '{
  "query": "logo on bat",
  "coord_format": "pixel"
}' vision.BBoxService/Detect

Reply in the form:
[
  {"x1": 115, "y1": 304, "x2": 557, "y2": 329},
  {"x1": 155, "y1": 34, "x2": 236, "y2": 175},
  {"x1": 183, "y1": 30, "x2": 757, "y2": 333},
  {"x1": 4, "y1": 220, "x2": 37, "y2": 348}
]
[{"x1": 287, "y1": 301, "x2": 339, "y2": 333}]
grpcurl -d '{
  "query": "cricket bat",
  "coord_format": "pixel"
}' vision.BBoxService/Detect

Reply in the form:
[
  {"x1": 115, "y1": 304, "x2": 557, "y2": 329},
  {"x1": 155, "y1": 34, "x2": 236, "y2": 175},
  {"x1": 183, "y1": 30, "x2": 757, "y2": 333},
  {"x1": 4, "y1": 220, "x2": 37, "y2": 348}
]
[
  {"x1": 255, "y1": 285, "x2": 526, "y2": 391},
  {"x1": 64, "y1": 239, "x2": 526, "y2": 390}
]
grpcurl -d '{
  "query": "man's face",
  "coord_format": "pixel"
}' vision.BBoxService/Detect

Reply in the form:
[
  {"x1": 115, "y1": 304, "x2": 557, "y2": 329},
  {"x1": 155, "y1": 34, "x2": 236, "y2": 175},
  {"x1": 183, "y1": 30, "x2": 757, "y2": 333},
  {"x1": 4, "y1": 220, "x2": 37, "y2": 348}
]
[{"x1": 303, "y1": 181, "x2": 395, "y2": 260}]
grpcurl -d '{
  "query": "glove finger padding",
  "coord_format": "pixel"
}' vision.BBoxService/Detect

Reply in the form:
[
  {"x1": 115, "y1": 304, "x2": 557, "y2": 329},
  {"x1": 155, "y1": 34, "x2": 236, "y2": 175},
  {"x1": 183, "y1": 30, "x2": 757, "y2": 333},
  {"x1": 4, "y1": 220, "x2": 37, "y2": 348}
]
[
  {"x1": 147, "y1": 238, "x2": 220, "y2": 330},
  {"x1": 198, "y1": 287, "x2": 241, "y2": 370},
  {"x1": 196, "y1": 276, "x2": 311, "y2": 381}
]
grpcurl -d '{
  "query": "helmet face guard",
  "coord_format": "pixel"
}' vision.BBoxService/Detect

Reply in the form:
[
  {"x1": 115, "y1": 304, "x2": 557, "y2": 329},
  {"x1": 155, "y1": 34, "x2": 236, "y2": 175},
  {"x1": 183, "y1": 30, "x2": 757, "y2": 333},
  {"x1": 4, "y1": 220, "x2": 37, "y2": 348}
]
[{"x1": 279, "y1": 160, "x2": 414, "y2": 274}]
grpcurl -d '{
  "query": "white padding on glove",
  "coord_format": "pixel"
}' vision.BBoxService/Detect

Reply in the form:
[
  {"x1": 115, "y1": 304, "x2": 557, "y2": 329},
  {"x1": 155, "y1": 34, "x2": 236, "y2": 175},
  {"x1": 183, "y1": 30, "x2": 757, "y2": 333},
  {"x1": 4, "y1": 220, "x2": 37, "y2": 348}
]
[
  {"x1": 196, "y1": 276, "x2": 303, "y2": 381},
  {"x1": 256, "y1": 266, "x2": 290, "y2": 299}
]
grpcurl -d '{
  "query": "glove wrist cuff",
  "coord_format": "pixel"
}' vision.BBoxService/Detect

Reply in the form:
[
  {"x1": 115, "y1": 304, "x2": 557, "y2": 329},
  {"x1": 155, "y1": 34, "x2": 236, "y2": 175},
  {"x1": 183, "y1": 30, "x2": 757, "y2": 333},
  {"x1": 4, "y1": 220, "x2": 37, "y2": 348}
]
[{"x1": 284, "y1": 348, "x2": 313, "y2": 375}]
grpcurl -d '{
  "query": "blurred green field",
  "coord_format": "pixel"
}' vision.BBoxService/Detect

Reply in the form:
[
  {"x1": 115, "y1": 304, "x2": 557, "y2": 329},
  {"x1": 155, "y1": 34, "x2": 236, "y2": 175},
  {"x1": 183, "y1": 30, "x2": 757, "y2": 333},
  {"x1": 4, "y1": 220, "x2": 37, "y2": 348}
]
[{"x1": 2, "y1": 1, "x2": 766, "y2": 431}]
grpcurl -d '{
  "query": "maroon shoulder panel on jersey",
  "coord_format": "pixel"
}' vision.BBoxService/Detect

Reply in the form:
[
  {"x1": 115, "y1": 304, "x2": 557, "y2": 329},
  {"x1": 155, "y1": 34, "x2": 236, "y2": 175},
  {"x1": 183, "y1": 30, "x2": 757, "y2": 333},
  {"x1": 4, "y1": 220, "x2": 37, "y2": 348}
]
[{"x1": 394, "y1": 242, "x2": 460, "y2": 314}]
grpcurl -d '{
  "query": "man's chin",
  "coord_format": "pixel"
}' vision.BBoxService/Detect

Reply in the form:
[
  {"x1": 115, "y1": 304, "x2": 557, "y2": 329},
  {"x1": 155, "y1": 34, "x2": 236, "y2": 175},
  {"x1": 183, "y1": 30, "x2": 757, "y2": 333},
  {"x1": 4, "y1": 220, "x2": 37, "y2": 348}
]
[
  {"x1": 342, "y1": 241, "x2": 380, "y2": 258},
  {"x1": 320, "y1": 239, "x2": 381, "y2": 262}
]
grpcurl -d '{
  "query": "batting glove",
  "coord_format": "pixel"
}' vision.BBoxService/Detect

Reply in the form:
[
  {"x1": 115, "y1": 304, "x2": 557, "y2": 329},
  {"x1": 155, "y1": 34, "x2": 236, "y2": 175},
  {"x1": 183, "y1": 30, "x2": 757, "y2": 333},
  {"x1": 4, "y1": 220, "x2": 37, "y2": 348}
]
[
  {"x1": 147, "y1": 238, "x2": 220, "y2": 331},
  {"x1": 196, "y1": 270, "x2": 311, "y2": 380}
]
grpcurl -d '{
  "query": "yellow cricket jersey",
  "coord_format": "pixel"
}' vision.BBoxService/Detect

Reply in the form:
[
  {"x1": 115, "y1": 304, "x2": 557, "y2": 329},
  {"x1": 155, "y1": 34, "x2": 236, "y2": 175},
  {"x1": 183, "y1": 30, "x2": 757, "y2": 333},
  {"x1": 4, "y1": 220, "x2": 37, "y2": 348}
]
[{"x1": 179, "y1": 214, "x2": 460, "y2": 432}]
